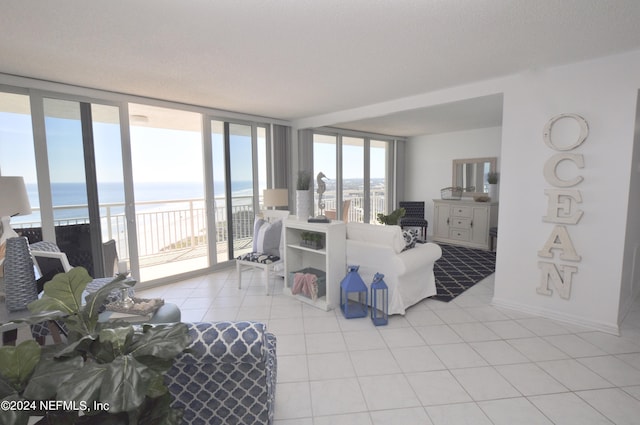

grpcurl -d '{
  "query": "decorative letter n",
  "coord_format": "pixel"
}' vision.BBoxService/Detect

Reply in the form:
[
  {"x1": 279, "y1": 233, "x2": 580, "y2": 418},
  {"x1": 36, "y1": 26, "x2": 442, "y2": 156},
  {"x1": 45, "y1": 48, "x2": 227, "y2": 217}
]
[{"x1": 537, "y1": 261, "x2": 578, "y2": 300}]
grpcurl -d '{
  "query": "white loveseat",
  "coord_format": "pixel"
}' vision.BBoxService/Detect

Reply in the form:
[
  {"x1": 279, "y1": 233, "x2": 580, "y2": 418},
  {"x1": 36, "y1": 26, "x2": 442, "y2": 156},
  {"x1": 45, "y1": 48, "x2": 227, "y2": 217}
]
[{"x1": 345, "y1": 222, "x2": 442, "y2": 315}]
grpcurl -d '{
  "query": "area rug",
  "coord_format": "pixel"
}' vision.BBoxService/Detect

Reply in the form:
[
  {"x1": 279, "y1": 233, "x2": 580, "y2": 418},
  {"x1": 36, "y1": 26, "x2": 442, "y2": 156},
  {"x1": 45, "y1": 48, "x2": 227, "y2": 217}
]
[{"x1": 432, "y1": 243, "x2": 496, "y2": 302}]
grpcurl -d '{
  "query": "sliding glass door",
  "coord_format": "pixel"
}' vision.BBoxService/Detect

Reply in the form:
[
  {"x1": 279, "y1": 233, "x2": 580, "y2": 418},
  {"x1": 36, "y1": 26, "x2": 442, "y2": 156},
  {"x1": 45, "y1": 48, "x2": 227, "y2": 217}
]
[
  {"x1": 42, "y1": 98, "x2": 128, "y2": 277},
  {"x1": 228, "y1": 123, "x2": 255, "y2": 257},
  {"x1": 1, "y1": 84, "x2": 280, "y2": 286},
  {"x1": 129, "y1": 103, "x2": 206, "y2": 281},
  {"x1": 342, "y1": 136, "x2": 364, "y2": 222},
  {"x1": 370, "y1": 139, "x2": 390, "y2": 220},
  {"x1": 313, "y1": 131, "x2": 394, "y2": 224},
  {"x1": 211, "y1": 120, "x2": 268, "y2": 261}
]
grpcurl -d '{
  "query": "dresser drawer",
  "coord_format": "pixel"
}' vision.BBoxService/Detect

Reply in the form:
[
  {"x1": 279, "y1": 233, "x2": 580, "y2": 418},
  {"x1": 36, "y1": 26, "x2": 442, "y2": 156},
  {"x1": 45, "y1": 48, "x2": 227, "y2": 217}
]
[
  {"x1": 449, "y1": 228, "x2": 470, "y2": 241},
  {"x1": 450, "y1": 217, "x2": 471, "y2": 229},
  {"x1": 451, "y1": 205, "x2": 472, "y2": 218}
]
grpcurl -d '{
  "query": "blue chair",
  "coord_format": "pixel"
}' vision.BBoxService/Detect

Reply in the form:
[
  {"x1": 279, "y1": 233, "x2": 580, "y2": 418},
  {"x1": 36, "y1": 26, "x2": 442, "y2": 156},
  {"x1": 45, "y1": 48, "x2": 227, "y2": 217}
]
[{"x1": 399, "y1": 201, "x2": 428, "y2": 241}]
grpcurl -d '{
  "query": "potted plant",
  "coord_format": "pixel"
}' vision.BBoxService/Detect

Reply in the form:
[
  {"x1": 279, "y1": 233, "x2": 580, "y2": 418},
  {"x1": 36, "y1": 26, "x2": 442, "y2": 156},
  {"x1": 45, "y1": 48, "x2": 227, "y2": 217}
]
[
  {"x1": 300, "y1": 231, "x2": 324, "y2": 250},
  {"x1": 0, "y1": 267, "x2": 191, "y2": 425},
  {"x1": 487, "y1": 171, "x2": 499, "y2": 201},
  {"x1": 376, "y1": 207, "x2": 405, "y2": 225},
  {"x1": 296, "y1": 171, "x2": 312, "y2": 220}
]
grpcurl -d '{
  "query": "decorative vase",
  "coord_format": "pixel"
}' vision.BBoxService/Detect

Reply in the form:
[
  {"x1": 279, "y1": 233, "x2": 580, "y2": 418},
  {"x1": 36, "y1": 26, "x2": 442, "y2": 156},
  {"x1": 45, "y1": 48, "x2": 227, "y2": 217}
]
[
  {"x1": 296, "y1": 189, "x2": 311, "y2": 220},
  {"x1": 4, "y1": 237, "x2": 37, "y2": 311},
  {"x1": 488, "y1": 184, "x2": 499, "y2": 202}
]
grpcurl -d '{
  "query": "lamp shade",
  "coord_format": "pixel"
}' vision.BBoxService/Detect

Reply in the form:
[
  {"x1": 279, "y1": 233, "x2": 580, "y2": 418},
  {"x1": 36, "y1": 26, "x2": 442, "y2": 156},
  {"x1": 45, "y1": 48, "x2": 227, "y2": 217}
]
[
  {"x1": 263, "y1": 188, "x2": 288, "y2": 208},
  {"x1": 0, "y1": 176, "x2": 32, "y2": 217}
]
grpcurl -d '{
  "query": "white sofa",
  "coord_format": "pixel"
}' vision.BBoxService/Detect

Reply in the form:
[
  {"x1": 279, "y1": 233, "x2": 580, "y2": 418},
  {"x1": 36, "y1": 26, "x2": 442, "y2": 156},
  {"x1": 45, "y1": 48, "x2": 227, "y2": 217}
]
[{"x1": 345, "y1": 222, "x2": 442, "y2": 315}]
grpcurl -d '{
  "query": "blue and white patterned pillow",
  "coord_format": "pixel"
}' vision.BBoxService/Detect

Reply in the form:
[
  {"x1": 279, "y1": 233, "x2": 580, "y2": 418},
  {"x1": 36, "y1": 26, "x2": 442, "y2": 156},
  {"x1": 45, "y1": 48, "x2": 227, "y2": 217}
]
[
  {"x1": 402, "y1": 229, "x2": 419, "y2": 251},
  {"x1": 237, "y1": 252, "x2": 280, "y2": 264}
]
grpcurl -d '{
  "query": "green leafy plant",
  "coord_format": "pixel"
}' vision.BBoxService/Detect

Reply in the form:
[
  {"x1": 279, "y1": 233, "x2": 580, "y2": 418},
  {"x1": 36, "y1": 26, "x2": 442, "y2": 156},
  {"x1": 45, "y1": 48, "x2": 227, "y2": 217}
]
[
  {"x1": 487, "y1": 172, "x2": 499, "y2": 184},
  {"x1": 300, "y1": 231, "x2": 324, "y2": 249},
  {"x1": 0, "y1": 267, "x2": 191, "y2": 425},
  {"x1": 376, "y1": 207, "x2": 406, "y2": 225},
  {"x1": 296, "y1": 171, "x2": 311, "y2": 191}
]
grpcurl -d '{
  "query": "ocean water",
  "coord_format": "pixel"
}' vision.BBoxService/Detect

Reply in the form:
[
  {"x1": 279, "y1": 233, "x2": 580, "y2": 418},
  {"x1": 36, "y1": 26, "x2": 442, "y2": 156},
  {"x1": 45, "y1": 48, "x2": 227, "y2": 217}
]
[
  {"x1": 16, "y1": 178, "x2": 381, "y2": 225},
  {"x1": 16, "y1": 181, "x2": 254, "y2": 224}
]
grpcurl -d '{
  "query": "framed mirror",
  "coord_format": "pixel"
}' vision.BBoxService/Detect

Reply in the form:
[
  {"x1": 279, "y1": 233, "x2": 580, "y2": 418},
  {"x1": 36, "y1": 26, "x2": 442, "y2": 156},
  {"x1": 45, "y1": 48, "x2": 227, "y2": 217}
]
[{"x1": 452, "y1": 157, "x2": 497, "y2": 196}]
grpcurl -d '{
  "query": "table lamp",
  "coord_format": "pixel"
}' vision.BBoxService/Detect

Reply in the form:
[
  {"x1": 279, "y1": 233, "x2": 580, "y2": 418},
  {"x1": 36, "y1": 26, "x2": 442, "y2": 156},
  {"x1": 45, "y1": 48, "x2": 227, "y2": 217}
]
[
  {"x1": 0, "y1": 176, "x2": 32, "y2": 241},
  {"x1": 263, "y1": 188, "x2": 288, "y2": 210}
]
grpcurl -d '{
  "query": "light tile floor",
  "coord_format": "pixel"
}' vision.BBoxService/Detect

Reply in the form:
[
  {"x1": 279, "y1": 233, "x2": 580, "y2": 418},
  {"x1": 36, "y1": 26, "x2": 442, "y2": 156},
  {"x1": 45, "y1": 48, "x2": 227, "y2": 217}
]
[{"x1": 137, "y1": 269, "x2": 640, "y2": 424}]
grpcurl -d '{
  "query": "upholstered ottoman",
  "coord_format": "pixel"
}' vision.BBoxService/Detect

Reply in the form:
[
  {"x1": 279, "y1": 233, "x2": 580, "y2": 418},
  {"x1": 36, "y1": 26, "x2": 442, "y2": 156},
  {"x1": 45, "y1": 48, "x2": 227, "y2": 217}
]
[{"x1": 166, "y1": 321, "x2": 277, "y2": 425}]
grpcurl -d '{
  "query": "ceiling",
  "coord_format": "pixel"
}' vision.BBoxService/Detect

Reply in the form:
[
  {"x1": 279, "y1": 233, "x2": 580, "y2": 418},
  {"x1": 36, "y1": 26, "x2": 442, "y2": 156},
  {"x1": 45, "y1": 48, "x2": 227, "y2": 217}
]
[{"x1": 2, "y1": 1, "x2": 640, "y2": 137}]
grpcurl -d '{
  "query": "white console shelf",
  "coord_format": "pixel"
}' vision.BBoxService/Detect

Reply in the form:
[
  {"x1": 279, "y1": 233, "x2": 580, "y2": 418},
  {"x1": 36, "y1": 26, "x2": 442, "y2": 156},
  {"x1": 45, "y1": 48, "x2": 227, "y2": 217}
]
[{"x1": 283, "y1": 218, "x2": 346, "y2": 311}]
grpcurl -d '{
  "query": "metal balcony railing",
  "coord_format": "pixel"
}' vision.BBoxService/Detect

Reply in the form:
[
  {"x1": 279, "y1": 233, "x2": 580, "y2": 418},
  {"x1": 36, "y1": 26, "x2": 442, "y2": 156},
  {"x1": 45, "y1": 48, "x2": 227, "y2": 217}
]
[{"x1": 16, "y1": 191, "x2": 387, "y2": 269}]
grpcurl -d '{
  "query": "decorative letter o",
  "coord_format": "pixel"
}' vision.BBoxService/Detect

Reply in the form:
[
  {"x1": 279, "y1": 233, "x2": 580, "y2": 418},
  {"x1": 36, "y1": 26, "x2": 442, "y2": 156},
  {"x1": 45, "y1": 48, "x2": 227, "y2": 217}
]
[{"x1": 543, "y1": 113, "x2": 589, "y2": 151}]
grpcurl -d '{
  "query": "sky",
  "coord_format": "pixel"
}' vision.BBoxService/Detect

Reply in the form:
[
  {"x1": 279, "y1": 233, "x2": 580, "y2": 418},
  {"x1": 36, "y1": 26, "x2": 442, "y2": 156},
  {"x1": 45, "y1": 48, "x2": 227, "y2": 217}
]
[{"x1": 0, "y1": 107, "x2": 386, "y2": 201}]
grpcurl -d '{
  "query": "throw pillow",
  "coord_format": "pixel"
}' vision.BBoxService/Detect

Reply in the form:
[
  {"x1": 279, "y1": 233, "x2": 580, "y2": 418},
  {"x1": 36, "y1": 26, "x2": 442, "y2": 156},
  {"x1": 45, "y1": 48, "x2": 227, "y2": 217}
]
[
  {"x1": 402, "y1": 229, "x2": 419, "y2": 251},
  {"x1": 254, "y1": 219, "x2": 283, "y2": 256},
  {"x1": 252, "y1": 217, "x2": 266, "y2": 252}
]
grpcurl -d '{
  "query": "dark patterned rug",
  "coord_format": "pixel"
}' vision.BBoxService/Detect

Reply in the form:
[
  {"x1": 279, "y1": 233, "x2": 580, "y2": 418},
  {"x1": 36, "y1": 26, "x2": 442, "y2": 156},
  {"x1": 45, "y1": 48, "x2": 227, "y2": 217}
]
[{"x1": 432, "y1": 243, "x2": 496, "y2": 302}]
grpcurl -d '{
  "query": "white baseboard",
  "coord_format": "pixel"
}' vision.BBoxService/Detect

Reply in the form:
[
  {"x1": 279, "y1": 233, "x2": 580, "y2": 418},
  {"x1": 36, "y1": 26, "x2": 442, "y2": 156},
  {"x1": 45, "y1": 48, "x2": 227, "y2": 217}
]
[{"x1": 491, "y1": 296, "x2": 620, "y2": 336}]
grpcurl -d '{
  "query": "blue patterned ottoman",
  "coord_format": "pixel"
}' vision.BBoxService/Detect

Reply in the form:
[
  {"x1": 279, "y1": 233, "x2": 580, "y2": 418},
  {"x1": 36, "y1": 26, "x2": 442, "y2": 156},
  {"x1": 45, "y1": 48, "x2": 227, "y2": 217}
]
[{"x1": 166, "y1": 321, "x2": 277, "y2": 425}]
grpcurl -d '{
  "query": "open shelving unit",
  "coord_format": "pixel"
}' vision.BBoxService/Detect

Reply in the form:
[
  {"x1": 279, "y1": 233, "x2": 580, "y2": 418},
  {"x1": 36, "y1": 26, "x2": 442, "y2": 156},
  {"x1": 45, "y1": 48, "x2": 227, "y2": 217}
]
[{"x1": 283, "y1": 218, "x2": 346, "y2": 311}]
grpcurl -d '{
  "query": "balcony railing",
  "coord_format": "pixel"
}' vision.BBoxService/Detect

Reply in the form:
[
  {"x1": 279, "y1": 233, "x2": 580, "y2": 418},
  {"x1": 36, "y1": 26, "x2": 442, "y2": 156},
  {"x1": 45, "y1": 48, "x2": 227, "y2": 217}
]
[{"x1": 16, "y1": 192, "x2": 386, "y2": 269}]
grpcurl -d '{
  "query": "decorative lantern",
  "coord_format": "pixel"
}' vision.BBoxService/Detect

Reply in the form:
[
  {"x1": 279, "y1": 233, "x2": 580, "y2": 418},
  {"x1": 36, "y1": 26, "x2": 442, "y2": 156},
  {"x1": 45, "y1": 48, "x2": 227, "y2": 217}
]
[
  {"x1": 370, "y1": 273, "x2": 388, "y2": 326},
  {"x1": 340, "y1": 265, "x2": 368, "y2": 318}
]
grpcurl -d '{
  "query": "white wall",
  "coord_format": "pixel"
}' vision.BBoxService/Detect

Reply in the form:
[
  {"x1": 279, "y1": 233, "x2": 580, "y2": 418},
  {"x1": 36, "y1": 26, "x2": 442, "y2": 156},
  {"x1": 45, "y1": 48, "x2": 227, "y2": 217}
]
[
  {"x1": 494, "y1": 51, "x2": 640, "y2": 334},
  {"x1": 404, "y1": 127, "x2": 502, "y2": 237},
  {"x1": 619, "y1": 92, "x2": 640, "y2": 322},
  {"x1": 298, "y1": 48, "x2": 640, "y2": 335}
]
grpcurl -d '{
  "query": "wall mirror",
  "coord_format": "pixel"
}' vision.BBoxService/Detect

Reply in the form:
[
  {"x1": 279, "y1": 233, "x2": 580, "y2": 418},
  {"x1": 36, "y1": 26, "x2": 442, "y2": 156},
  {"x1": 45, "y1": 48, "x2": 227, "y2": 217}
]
[{"x1": 452, "y1": 157, "x2": 497, "y2": 196}]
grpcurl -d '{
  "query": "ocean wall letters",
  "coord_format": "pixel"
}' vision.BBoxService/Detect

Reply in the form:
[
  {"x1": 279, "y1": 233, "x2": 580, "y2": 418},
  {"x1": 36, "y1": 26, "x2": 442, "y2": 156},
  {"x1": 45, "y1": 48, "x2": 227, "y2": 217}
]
[{"x1": 537, "y1": 113, "x2": 588, "y2": 299}]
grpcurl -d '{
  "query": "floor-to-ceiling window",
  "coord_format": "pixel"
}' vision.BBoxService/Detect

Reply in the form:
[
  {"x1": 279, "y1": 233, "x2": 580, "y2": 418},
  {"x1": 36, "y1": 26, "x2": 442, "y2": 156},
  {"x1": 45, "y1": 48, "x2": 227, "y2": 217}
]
[
  {"x1": 312, "y1": 130, "x2": 395, "y2": 223},
  {"x1": 0, "y1": 82, "x2": 281, "y2": 287},
  {"x1": 257, "y1": 126, "x2": 268, "y2": 206},
  {"x1": 370, "y1": 139, "x2": 390, "y2": 221},
  {"x1": 128, "y1": 103, "x2": 206, "y2": 281},
  {"x1": 313, "y1": 133, "x2": 338, "y2": 218},
  {"x1": 0, "y1": 91, "x2": 38, "y2": 276},
  {"x1": 91, "y1": 104, "x2": 127, "y2": 265},
  {"x1": 211, "y1": 119, "x2": 269, "y2": 261},
  {"x1": 41, "y1": 98, "x2": 128, "y2": 278},
  {"x1": 0, "y1": 91, "x2": 38, "y2": 227},
  {"x1": 342, "y1": 136, "x2": 364, "y2": 222},
  {"x1": 227, "y1": 122, "x2": 255, "y2": 258}
]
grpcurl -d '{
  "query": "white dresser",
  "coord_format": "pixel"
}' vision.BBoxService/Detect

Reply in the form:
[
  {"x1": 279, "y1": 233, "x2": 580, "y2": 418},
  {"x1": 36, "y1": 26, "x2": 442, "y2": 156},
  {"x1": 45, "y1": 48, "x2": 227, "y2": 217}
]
[{"x1": 432, "y1": 199, "x2": 498, "y2": 250}]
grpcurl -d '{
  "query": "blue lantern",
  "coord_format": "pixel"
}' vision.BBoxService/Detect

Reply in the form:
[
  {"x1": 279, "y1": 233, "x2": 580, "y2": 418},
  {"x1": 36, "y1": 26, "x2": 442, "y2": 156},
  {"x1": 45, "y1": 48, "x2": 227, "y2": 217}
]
[
  {"x1": 370, "y1": 273, "x2": 388, "y2": 326},
  {"x1": 340, "y1": 265, "x2": 368, "y2": 318}
]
